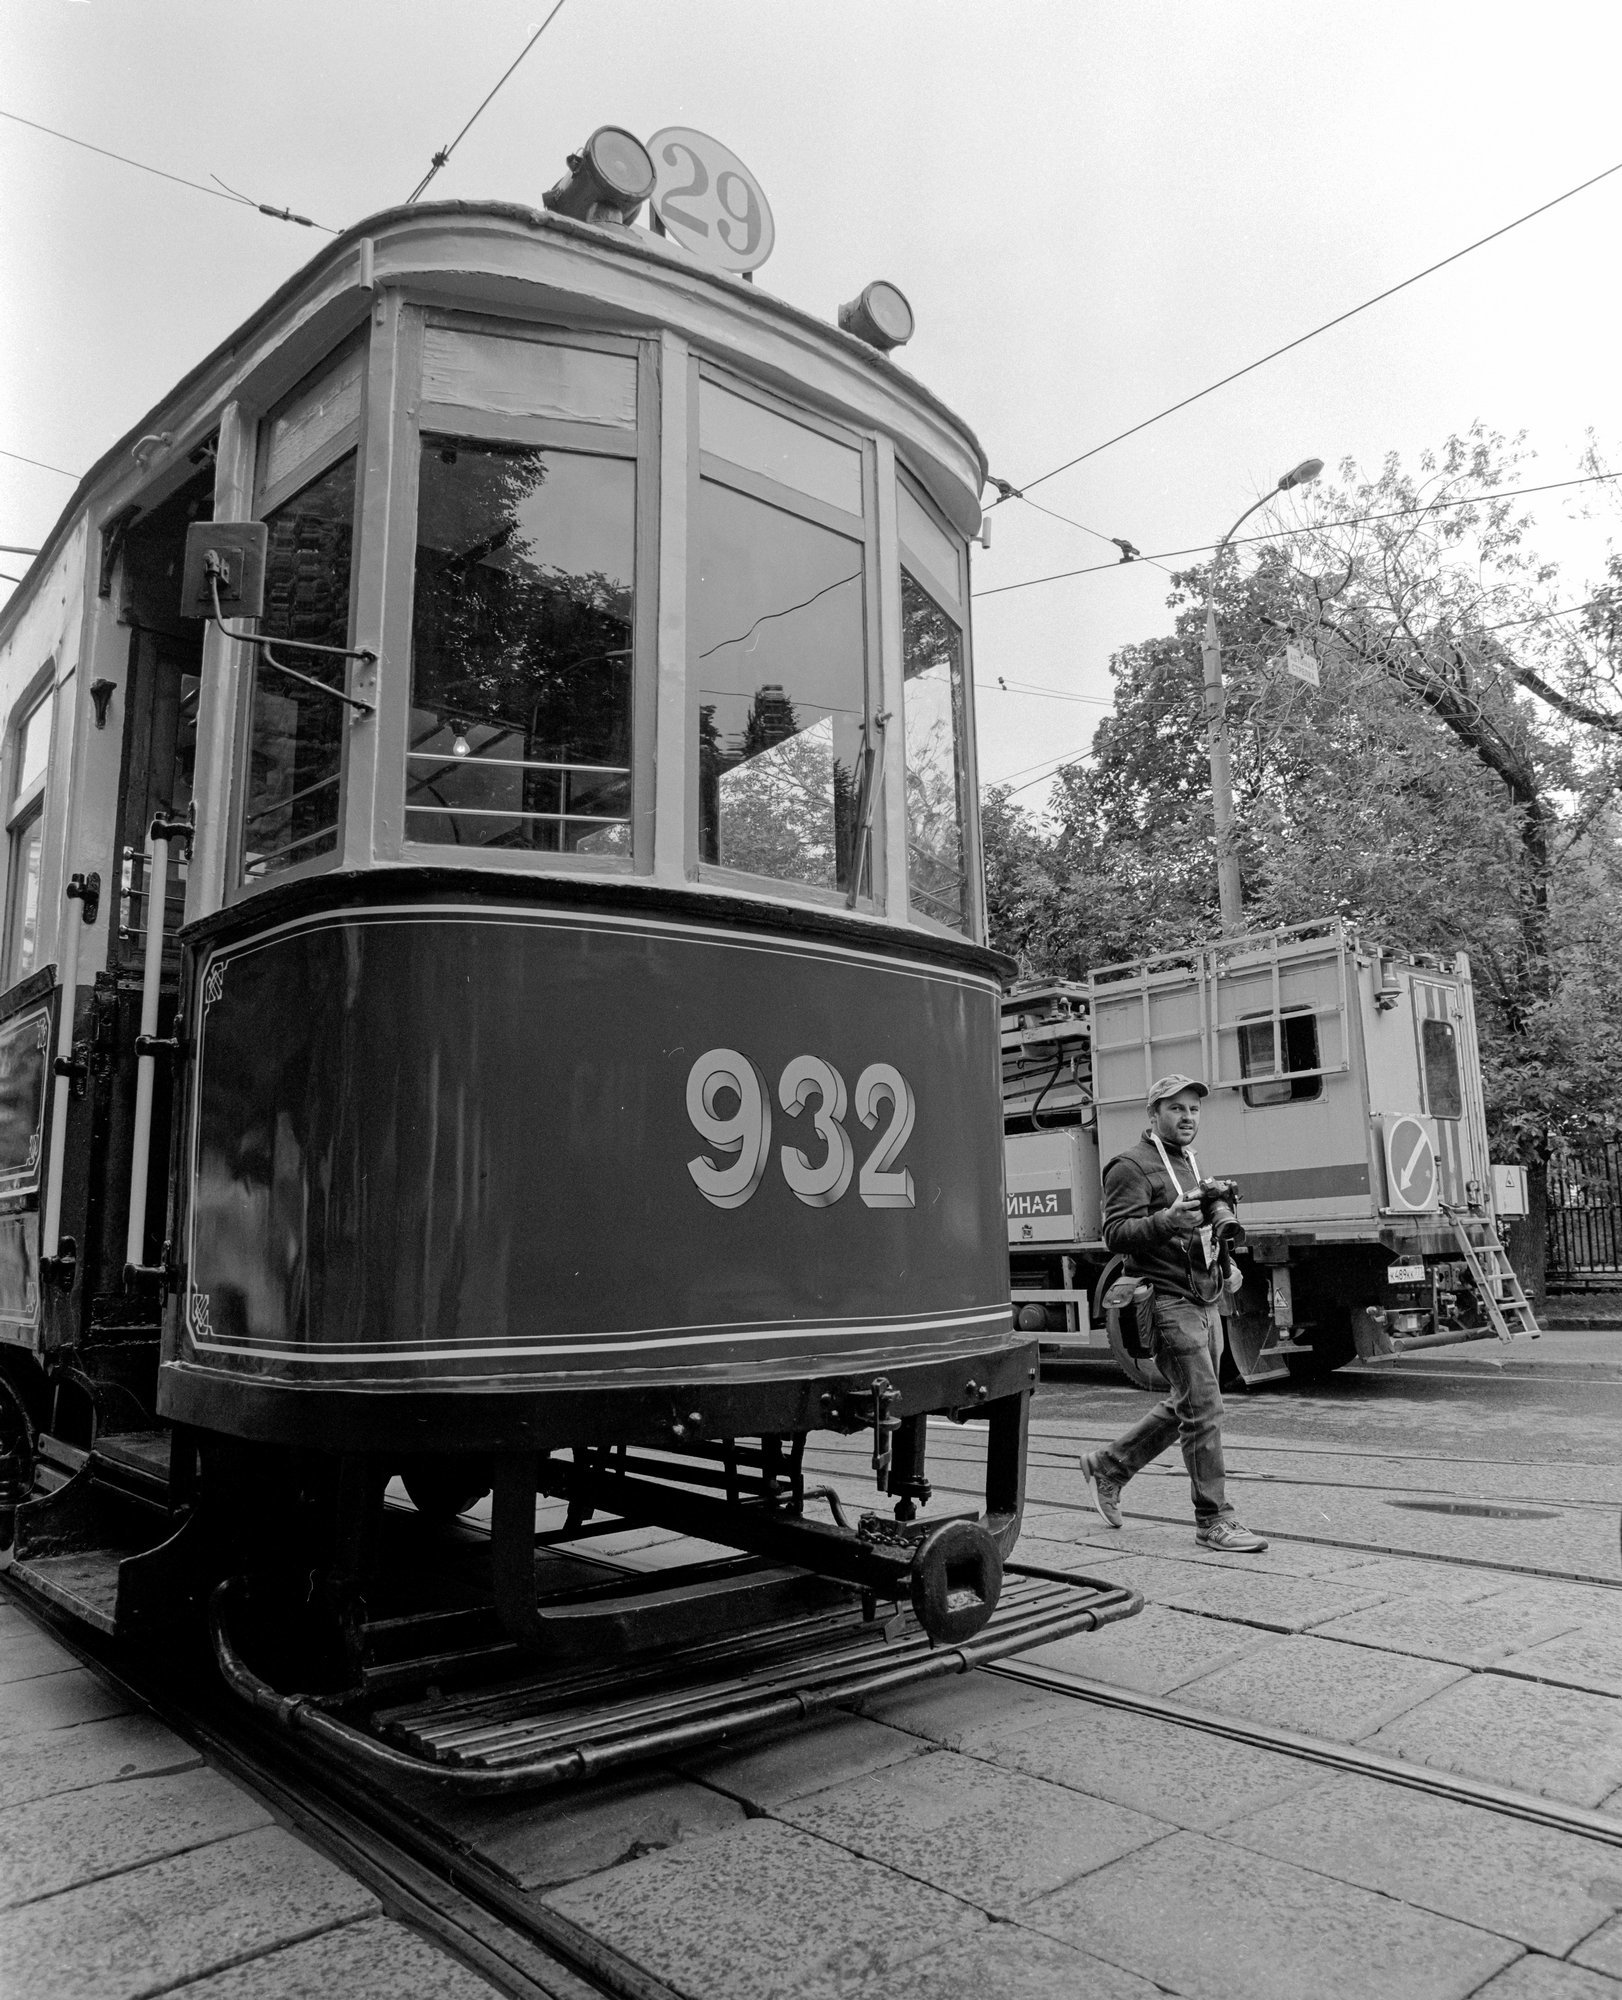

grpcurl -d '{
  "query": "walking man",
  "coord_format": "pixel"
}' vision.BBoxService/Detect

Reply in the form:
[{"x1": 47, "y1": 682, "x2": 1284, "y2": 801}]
[{"x1": 1079, "y1": 1075, "x2": 1268, "y2": 1552}]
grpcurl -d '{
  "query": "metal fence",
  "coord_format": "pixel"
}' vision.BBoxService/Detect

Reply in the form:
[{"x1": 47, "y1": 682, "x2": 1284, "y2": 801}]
[{"x1": 1547, "y1": 1140, "x2": 1622, "y2": 1290}]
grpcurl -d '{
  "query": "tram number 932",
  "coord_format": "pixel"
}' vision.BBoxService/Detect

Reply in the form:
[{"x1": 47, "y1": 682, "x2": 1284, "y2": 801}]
[{"x1": 685, "y1": 1049, "x2": 916, "y2": 1213}]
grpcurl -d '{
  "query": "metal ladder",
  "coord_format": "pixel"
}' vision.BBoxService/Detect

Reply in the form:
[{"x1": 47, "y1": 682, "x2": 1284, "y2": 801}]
[{"x1": 1443, "y1": 1209, "x2": 1541, "y2": 1341}]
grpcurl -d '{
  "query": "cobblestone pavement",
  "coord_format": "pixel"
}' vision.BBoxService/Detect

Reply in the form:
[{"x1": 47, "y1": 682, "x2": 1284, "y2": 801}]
[{"x1": 4, "y1": 1358, "x2": 1621, "y2": 1998}]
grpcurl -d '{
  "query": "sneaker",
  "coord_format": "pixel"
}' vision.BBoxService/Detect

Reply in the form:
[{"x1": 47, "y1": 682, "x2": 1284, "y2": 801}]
[
  {"x1": 1195, "y1": 1519, "x2": 1269, "y2": 1553},
  {"x1": 1079, "y1": 1451, "x2": 1124, "y2": 1528}
]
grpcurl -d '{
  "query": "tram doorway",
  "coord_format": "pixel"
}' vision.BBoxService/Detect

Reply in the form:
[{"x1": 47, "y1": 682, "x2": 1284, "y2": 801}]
[{"x1": 75, "y1": 467, "x2": 210, "y2": 1403}]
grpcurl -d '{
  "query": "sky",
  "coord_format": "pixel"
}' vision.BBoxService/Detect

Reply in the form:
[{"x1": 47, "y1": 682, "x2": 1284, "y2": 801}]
[{"x1": 4, "y1": 0, "x2": 1621, "y2": 812}]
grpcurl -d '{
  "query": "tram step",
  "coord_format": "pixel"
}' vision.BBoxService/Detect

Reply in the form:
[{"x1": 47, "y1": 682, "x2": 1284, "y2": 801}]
[{"x1": 212, "y1": 1562, "x2": 1142, "y2": 1794}]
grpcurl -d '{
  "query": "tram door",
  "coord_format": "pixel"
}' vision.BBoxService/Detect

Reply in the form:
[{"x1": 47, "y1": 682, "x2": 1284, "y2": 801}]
[{"x1": 77, "y1": 469, "x2": 209, "y2": 1419}]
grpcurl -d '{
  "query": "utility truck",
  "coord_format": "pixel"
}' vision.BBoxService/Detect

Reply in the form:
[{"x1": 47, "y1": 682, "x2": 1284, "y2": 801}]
[{"x1": 1003, "y1": 919, "x2": 1538, "y2": 1389}]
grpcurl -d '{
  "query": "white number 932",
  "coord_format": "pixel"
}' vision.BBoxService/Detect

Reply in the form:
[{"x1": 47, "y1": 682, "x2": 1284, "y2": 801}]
[{"x1": 685, "y1": 1048, "x2": 916, "y2": 1212}]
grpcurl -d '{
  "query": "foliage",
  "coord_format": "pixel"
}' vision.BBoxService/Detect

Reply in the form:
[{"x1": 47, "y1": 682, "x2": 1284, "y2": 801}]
[{"x1": 983, "y1": 426, "x2": 1622, "y2": 1154}]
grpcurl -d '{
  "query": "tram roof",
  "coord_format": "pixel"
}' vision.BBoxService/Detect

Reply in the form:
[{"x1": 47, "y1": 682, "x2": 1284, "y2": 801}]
[{"x1": 1, "y1": 199, "x2": 989, "y2": 650}]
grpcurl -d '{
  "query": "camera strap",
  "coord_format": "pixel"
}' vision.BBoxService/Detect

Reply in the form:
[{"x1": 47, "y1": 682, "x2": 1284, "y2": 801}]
[{"x1": 1151, "y1": 1132, "x2": 1217, "y2": 1274}]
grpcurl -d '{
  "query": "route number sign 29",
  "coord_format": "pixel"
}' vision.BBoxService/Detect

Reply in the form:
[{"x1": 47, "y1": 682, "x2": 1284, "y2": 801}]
[
  {"x1": 686, "y1": 1049, "x2": 914, "y2": 1212},
  {"x1": 647, "y1": 128, "x2": 775, "y2": 274}
]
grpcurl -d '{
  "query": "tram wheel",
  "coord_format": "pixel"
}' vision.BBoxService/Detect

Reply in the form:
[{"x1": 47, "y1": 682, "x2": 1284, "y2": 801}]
[
  {"x1": 402, "y1": 1460, "x2": 492, "y2": 1523},
  {"x1": 1093, "y1": 1255, "x2": 1164, "y2": 1392}
]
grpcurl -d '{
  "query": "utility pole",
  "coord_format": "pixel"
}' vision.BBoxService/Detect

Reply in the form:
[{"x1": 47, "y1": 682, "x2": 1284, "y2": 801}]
[{"x1": 1201, "y1": 457, "x2": 1324, "y2": 935}]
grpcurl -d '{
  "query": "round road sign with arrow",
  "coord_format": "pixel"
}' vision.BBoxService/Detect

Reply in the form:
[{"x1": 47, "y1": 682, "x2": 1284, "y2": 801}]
[{"x1": 1384, "y1": 1116, "x2": 1439, "y2": 1211}]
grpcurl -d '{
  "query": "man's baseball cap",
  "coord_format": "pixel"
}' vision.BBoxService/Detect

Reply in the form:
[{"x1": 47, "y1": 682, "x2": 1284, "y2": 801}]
[{"x1": 1147, "y1": 1073, "x2": 1209, "y2": 1109}]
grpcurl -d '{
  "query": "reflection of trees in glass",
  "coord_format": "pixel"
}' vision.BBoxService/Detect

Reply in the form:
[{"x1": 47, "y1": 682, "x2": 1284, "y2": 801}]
[
  {"x1": 409, "y1": 439, "x2": 633, "y2": 851},
  {"x1": 695, "y1": 478, "x2": 867, "y2": 893},
  {"x1": 902, "y1": 572, "x2": 968, "y2": 930},
  {"x1": 242, "y1": 454, "x2": 355, "y2": 878}
]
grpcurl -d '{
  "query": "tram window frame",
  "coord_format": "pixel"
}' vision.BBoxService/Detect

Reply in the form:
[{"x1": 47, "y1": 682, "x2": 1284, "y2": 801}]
[
  {"x1": 389, "y1": 314, "x2": 657, "y2": 876},
  {"x1": 897, "y1": 468, "x2": 976, "y2": 937},
  {"x1": 2, "y1": 670, "x2": 54, "y2": 991},
  {"x1": 228, "y1": 334, "x2": 370, "y2": 897},
  {"x1": 690, "y1": 360, "x2": 882, "y2": 911}
]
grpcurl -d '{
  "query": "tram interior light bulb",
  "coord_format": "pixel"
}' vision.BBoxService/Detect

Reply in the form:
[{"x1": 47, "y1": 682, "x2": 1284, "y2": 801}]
[
  {"x1": 542, "y1": 127, "x2": 656, "y2": 227},
  {"x1": 838, "y1": 281, "x2": 915, "y2": 353},
  {"x1": 451, "y1": 722, "x2": 472, "y2": 758}
]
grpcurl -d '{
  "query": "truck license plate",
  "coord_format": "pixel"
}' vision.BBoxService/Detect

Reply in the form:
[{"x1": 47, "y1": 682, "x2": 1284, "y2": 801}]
[{"x1": 1387, "y1": 1263, "x2": 1425, "y2": 1285}]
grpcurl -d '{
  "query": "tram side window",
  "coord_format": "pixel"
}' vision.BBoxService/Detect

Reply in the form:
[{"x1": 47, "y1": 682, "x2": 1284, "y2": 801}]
[
  {"x1": 901, "y1": 571, "x2": 969, "y2": 931},
  {"x1": 1239, "y1": 1010, "x2": 1321, "y2": 1107},
  {"x1": 4, "y1": 688, "x2": 51, "y2": 985},
  {"x1": 239, "y1": 454, "x2": 356, "y2": 880},
  {"x1": 1421, "y1": 1016, "x2": 1463, "y2": 1118},
  {"x1": 696, "y1": 480, "x2": 868, "y2": 894},
  {"x1": 408, "y1": 438, "x2": 634, "y2": 855}
]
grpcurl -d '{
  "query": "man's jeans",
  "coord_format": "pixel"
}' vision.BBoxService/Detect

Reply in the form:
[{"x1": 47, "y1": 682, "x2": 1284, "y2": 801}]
[{"x1": 1097, "y1": 1294, "x2": 1232, "y2": 1525}]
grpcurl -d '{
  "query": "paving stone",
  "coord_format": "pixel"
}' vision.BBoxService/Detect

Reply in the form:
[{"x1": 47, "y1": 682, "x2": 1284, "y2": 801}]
[
  {"x1": 1019, "y1": 1602, "x2": 1274, "y2": 1695},
  {"x1": 162, "y1": 1914, "x2": 502, "y2": 1998},
  {"x1": 427, "y1": 1768, "x2": 746, "y2": 1890},
  {"x1": 1474, "y1": 1582, "x2": 1622, "y2": 1629},
  {"x1": 1499, "y1": 1628, "x2": 1622, "y2": 1698},
  {"x1": 779, "y1": 1747, "x2": 1168, "y2": 1918},
  {"x1": 0, "y1": 1710, "x2": 200, "y2": 1811},
  {"x1": 0, "y1": 1620, "x2": 82, "y2": 1686},
  {"x1": 840, "y1": 1923, "x2": 1165, "y2": 2000},
  {"x1": 0, "y1": 1824, "x2": 377, "y2": 2000},
  {"x1": 1574, "y1": 1914, "x2": 1622, "y2": 1979},
  {"x1": 1226, "y1": 1769, "x2": 1622, "y2": 1952},
  {"x1": 544, "y1": 1817, "x2": 985, "y2": 2000},
  {"x1": 1136, "y1": 1564, "x2": 1394, "y2": 1633},
  {"x1": 1027, "y1": 1825, "x2": 1521, "y2": 2000},
  {"x1": 0, "y1": 1664, "x2": 131, "y2": 1735},
  {"x1": 949, "y1": 1690, "x2": 1322, "y2": 1830},
  {"x1": 1366, "y1": 1674, "x2": 1622, "y2": 1808},
  {"x1": 0, "y1": 1764, "x2": 270, "y2": 1910},
  {"x1": 678, "y1": 1712, "x2": 928, "y2": 1809},
  {"x1": 1307, "y1": 1596, "x2": 1580, "y2": 1668},
  {"x1": 1470, "y1": 1957, "x2": 1622, "y2": 1998},
  {"x1": 1326, "y1": 1556, "x2": 1519, "y2": 1603},
  {"x1": 1173, "y1": 1633, "x2": 1468, "y2": 1741},
  {"x1": 853, "y1": 1667, "x2": 1062, "y2": 1746}
]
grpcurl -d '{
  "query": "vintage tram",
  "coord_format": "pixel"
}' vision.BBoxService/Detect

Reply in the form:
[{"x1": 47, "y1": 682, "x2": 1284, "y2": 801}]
[{"x1": 0, "y1": 142, "x2": 1133, "y2": 1782}]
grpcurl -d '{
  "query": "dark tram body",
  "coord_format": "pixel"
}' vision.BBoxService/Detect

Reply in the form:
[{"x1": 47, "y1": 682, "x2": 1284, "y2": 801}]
[{"x1": 0, "y1": 181, "x2": 1131, "y2": 1770}]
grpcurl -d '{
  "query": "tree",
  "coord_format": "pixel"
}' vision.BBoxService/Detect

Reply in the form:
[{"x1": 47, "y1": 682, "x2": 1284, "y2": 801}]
[{"x1": 984, "y1": 427, "x2": 1622, "y2": 1291}]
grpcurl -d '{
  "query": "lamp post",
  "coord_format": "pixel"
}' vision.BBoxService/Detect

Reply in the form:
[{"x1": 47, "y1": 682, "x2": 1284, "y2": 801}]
[{"x1": 1200, "y1": 456, "x2": 1324, "y2": 933}]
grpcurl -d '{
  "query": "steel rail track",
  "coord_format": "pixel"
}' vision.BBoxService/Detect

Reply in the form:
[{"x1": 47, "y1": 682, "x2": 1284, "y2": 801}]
[
  {"x1": 983, "y1": 1656, "x2": 1622, "y2": 1851},
  {"x1": 2, "y1": 1578, "x2": 679, "y2": 2000},
  {"x1": 804, "y1": 1449, "x2": 1622, "y2": 1590}
]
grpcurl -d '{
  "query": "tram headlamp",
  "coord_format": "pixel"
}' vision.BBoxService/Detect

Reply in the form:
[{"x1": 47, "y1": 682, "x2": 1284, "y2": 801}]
[
  {"x1": 542, "y1": 127, "x2": 656, "y2": 227},
  {"x1": 838, "y1": 281, "x2": 915, "y2": 353}
]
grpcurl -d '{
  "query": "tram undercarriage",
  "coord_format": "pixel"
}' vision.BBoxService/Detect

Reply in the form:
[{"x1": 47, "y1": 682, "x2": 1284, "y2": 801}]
[{"x1": 4, "y1": 1366, "x2": 1137, "y2": 1789}]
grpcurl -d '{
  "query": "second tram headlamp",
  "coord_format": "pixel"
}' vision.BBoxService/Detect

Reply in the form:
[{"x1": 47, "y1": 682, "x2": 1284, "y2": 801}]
[
  {"x1": 838, "y1": 282, "x2": 915, "y2": 352},
  {"x1": 542, "y1": 128, "x2": 656, "y2": 227}
]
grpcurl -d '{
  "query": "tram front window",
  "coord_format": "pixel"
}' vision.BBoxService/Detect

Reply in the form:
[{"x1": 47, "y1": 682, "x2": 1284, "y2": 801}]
[
  {"x1": 901, "y1": 571, "x2": 969, "y2": 932},
  {"x1": 696, "y1": 479, "x2": 867, "y2": 894},
  {"x1": 408, "y1": 438, "x2": 634, "y2": 855},
  {"x1": 240, "y1": 453, "x2": 356, "y2": 880}
]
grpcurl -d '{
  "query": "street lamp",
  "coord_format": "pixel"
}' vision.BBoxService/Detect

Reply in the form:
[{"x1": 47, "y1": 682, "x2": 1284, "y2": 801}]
[{"x1": 1200, "y1": 456, "x2": 1324, "y2": 933}]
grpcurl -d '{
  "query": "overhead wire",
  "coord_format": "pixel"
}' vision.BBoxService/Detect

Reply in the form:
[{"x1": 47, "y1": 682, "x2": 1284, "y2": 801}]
[
  {"x1": 405, "y1": 0, "x2": 570, "y2": 204},
  {"x1": 0, "y1": 107, "x2": 335, "y2": 230},
  {"x1": 974, "y1": 472, "x2": 1622, "y2": 600},
  {"x1": 1000, "y1": 155, "x2": 1622, "y2": 498},
  {"x1": 0, "y1": 446, "x2": 78, "y2": 479}
]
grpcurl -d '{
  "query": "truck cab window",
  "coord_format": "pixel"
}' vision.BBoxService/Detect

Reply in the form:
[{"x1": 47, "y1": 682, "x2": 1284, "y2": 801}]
[
  {"x1": 1421, "y1": 1016, "x2": 1463, "y2": 1118},
  {"x1": 1239, "y1": 1010, "x2": 1321, "y2": 1107},
  {"x1": 408, "y1": 438, "x2": 634, "y2": 855}
]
